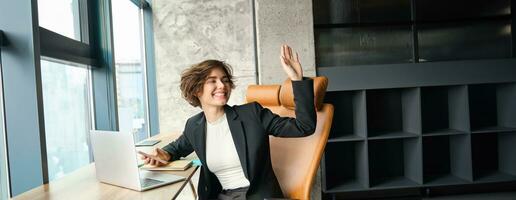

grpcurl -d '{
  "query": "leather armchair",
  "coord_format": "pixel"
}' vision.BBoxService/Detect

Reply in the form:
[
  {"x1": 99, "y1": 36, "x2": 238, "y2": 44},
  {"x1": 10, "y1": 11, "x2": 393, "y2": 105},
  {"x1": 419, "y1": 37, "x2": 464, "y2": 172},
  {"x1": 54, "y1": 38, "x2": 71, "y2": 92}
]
[{"x1": 246, "y1": 77, "x2": 334, "y2": 200}]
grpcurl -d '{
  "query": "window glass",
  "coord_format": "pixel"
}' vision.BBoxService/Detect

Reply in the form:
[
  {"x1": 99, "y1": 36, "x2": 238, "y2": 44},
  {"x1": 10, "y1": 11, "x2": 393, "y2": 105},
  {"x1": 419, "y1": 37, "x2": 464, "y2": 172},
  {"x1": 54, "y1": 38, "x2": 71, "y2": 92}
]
[
  {"x1": 418, "y1": 20, "x2": 512, "y2": 62},
  {"x1": 315, "y1": 26, "x2": 413, "y2": 67},
  {"x1": 38, "y1": 0, "x2": 81, "y2": 40},
  {"x1": 314, "y1": 0, "x2": 411, "y2": 24},
  {"x1": 112, "y1": 0, "x2": 148, "y2": 142},
  {"x1": 416, "y1": 0, "x2": 511, "y2": 21},
  {"x1": 41, "y1": 59, "x2": 91, "y2": 181}
]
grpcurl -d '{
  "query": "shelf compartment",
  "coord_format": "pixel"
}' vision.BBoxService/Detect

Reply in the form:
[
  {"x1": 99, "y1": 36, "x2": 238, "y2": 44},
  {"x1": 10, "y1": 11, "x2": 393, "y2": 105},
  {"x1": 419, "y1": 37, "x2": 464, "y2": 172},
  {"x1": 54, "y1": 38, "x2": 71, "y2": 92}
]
[
  {"x1": 468, "y1": 83, "x2": 516, "y2": 133},
  {"x1": 471, "y1": 132, "x2": 516, "y2": 183},
  {"x1": 323, "y1": 141, "x2": 368, "y2": 192},
  {"x1": 366, "y1": 88, "x2": 421, "y2": 138},
  {"x1": 325, "y1": 90, "x2": 367, "y2": 141},
  {"x1": 368, "y1": 138, "x2": 422, "y2": 188},
  {"x1": 422, "y1": 134, "x2": 472, "y2": 185},
  {"x1": 421, "y1": 85, "x2": 469, "y2": 135}
]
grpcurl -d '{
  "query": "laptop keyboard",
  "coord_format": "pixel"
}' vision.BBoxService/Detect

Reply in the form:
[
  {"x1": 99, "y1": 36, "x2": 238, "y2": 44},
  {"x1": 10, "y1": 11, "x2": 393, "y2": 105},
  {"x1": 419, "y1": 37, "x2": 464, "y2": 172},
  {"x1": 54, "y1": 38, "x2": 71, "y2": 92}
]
[{"x1": 140, "y1": 178, "x2": 164, "y2": 188}]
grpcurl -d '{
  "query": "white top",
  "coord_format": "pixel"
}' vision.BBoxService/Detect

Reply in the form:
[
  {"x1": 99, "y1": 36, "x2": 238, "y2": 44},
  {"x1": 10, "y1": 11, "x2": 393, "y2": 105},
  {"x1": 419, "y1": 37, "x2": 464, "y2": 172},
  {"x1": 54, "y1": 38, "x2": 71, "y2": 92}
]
[{"x1": 205, "y1": 113, "x2": 250, "y2": 190}]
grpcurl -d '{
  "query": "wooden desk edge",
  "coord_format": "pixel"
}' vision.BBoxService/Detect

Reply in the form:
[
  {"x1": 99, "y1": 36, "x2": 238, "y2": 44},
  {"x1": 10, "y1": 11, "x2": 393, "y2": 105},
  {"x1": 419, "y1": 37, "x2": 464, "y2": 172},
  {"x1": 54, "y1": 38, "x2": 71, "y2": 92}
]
[{"x1": 12, "y1": 133, "x2": 199, "y2": 200}]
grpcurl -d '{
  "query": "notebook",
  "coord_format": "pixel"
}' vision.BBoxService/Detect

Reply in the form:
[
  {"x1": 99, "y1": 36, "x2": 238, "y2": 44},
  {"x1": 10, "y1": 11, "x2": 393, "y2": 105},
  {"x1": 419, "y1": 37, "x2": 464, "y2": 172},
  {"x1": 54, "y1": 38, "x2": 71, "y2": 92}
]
[
  {"x1": 135, "y1": 139, "x2": 161, "y2": 147},
  {"x1": 141, "y1": 160, "x2": 193, "y2": 171}
]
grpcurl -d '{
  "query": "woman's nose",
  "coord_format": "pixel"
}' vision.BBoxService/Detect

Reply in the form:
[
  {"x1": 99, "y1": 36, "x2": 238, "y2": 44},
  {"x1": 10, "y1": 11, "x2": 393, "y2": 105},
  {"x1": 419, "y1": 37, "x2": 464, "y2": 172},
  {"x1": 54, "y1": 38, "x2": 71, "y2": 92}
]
[{"x1": 216, "y1": 80, "x2": 225, "y2": 88}]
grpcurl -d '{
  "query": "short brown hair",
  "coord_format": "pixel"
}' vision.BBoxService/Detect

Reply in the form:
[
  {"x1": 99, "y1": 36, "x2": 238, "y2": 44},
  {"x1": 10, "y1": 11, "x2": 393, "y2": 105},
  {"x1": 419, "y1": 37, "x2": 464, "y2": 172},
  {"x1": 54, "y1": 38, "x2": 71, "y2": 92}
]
[{"x1": 180, "y1": 60, "x2": 235, "y2": 107}]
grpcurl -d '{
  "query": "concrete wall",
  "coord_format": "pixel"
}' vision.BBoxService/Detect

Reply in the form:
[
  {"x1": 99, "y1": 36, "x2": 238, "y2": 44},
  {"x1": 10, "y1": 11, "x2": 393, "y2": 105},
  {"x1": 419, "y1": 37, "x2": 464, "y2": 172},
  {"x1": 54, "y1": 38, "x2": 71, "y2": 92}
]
[
  {"x1": 152, "y1": 0, "x2": 256, "y2": 133},
  {"x1": 152, "y1": 0, "x2": 320, "y2": 199},
  {"x1": 255, "y1": 0, "x2": 316, "y2": 85}
]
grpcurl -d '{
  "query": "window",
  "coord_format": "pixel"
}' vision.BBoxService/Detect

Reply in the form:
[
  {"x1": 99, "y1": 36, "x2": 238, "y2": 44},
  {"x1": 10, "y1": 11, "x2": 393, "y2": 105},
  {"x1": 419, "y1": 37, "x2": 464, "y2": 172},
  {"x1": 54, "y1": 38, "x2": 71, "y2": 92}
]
[
  {"x1": 1, "y1": 0, "x2": 157, "y2": 195},
  {"x1": 37, "y1": 0, "x2": 81, "y2": 40},
  {"x1": 112, "y1": 0, "x2": 149, "y2": 142},
  {"x1": 40, "y1": 59, "x2": 92, "y2": 181},
  {"x1": 37, "y1": 0, "x2": 94, "y2": 182}
]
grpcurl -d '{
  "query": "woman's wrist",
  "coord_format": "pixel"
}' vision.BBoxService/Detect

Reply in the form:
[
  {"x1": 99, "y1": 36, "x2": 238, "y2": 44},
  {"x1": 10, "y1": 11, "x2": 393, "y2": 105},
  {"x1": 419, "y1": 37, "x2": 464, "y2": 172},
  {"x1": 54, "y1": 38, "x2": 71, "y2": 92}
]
[
  {"x1": 290, "y1": 75, "x2": 303, "y2": 81},
  {"x1": 291, "y1": 76, "x2": 307, "y2": 81}
]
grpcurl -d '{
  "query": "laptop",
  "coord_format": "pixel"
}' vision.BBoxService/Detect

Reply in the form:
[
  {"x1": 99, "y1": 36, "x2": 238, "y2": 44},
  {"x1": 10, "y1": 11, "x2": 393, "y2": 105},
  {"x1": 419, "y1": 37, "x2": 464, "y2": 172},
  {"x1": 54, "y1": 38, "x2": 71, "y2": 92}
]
[{"x1": 90, "y1": 130, "x2": 185, "y2": 191}]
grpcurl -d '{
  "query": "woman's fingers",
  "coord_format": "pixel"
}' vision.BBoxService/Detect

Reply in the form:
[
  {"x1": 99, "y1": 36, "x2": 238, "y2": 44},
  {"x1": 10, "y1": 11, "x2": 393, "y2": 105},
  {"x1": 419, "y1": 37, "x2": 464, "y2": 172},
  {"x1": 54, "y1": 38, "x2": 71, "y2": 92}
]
[
  {"x1": 282, "y1": 44, "x2": 288, "y2": 59},
  {"x1": 283, "y1": 45, "x2": 287, "y2": 59},
  {"x1": 288, "y1": 45, "x2": 292, "y2": 59},
  {"x1": 143, "y1": 155, "x2": 159, "y2": 166}
]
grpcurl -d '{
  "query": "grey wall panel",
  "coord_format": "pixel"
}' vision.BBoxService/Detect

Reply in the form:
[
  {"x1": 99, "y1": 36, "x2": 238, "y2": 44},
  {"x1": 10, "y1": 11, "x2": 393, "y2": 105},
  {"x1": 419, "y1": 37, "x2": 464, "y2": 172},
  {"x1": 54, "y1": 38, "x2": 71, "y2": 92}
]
[
  {"x1": 404, "y1": 138, "x2": 422, "y2": 184},
  {"x1": 354, "y1": 90, "x2": 367, "y2": 138},
  {"x1": 402, "y1": 88, "x2": 421, "y2": 135},
  {"x1": 499, "y1": 133, "x2": 516, "y2": 175},
  {"x1": 450, "y1": 134, "x2": 473, "y2": 182},
  {"x1": 448, "y1": 85, "x2": 470, "y2": 132},
  {"x1": 358, "y1": 141, "x2": 369, "y2": 188},
  {"x1": 497, "y1": 83, "x2": 516, "y2": 128}
]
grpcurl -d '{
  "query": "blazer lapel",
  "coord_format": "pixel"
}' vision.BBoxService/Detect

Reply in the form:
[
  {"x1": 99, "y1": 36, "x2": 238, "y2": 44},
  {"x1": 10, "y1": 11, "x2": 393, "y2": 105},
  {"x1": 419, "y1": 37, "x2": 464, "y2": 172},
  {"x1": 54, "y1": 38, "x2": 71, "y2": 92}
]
[
  {"x1": 192, "y1": 113, "x2": 208, "y2": 169},
  {"x1": 224, "y1": 105, "x2": 250, "y2": 180}
]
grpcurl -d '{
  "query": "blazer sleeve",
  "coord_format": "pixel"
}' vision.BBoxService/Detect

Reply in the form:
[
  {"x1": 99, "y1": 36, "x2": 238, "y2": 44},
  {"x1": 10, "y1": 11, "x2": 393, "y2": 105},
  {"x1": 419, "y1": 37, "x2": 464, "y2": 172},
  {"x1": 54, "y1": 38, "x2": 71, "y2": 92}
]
[
  {"x1": 161, "y1": 120, "x2": 195, "y2": 161},
  {"x1": 255, "y1": 78, "x2": 317, "y2": 137}
]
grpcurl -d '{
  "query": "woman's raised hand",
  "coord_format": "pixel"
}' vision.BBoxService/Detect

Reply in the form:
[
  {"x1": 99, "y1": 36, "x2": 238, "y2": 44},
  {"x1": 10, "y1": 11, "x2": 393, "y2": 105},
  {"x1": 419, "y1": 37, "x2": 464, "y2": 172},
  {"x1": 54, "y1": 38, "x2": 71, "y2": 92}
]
[{"x1": 280, "y1": 44, "x2": 303, "y2": 81}]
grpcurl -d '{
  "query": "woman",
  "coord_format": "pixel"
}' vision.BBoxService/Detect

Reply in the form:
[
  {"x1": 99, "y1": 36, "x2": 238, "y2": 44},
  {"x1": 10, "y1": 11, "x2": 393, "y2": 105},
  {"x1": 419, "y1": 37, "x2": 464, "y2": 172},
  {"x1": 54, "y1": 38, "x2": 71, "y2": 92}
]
[{"x1": 140, "y1": 44, "x2": 316, "y2": 200}]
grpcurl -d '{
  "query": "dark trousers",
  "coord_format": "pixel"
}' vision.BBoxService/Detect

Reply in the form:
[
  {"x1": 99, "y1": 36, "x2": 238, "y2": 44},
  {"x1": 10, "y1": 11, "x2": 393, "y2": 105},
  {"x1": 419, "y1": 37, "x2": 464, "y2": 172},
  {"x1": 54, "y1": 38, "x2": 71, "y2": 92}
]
[{"x1": 217, "y1": 187, "x2": 249, "y2": 200}]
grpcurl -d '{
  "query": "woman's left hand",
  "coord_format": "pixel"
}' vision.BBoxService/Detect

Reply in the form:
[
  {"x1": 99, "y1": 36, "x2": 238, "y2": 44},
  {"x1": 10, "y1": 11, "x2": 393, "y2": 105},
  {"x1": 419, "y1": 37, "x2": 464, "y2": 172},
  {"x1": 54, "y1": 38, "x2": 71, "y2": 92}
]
[{"x1": 280, "y1": 44, "x2": 303, "y2": 81}]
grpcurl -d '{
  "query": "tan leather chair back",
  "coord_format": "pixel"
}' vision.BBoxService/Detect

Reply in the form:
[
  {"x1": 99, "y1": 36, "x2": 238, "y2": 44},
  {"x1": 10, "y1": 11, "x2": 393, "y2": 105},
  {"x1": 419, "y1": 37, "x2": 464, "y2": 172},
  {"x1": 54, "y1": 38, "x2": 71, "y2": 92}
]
[{"x1": 246, "y1": 77, "x2": 334, "y2": 200}]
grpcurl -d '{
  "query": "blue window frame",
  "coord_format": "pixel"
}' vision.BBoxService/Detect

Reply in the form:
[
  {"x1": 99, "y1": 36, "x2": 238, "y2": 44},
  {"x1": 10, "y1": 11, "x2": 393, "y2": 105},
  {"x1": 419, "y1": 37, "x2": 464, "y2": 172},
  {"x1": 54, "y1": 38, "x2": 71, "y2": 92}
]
[
  {"x1": 0, "y1": 30, "x2": 10, "y2": 200},
  {"x1": 0, "y1": 0, "x2": 158, "y2": 197}
]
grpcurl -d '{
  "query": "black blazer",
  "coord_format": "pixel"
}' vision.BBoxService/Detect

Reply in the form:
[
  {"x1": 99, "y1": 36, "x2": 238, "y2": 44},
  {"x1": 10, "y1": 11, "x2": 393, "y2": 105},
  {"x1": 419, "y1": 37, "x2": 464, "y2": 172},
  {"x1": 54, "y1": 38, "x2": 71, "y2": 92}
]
[{"x1": 162, "y1": 79, "x2": 316, "y2": 200}]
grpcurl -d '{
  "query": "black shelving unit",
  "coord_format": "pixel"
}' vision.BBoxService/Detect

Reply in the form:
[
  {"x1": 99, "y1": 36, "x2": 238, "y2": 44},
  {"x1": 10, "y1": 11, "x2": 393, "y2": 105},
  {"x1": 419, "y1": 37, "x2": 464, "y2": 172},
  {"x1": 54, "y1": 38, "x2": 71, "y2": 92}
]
[
  {"x1": 314, "y1": 0, "x2": 516, "y2": 199},
  {"x1": 321, "y1": 83, "x2": 516, "y2": 198}
]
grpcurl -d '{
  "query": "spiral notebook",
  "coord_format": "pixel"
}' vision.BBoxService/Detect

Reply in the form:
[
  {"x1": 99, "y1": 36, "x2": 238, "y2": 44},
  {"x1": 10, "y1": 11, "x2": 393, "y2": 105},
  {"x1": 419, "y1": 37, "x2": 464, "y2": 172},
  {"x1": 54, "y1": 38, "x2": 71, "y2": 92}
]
[{"x1": 141, "y1": 160, "x2": 193, "y2": 171}]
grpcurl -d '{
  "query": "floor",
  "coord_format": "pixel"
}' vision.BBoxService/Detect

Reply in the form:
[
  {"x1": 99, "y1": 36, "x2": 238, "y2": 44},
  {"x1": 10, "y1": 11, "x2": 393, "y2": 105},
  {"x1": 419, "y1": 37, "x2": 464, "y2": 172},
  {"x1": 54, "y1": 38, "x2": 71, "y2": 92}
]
[
  {"x1": 359, "y1": 192, "x2": 516, "y2": 200},
  {"x1": 422, "y1": 192, "x2": 516, "y2": 200}
]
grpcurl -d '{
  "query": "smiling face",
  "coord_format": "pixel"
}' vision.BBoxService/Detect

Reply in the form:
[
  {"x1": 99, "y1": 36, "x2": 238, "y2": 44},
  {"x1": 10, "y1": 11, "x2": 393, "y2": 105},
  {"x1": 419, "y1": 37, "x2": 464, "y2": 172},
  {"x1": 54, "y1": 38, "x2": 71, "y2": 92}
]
[{"x1": 196, "y1": 67, "x2": 232, "y2": 109}]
